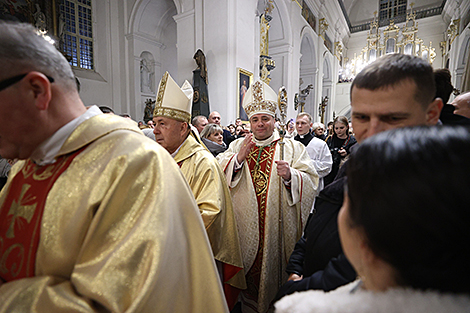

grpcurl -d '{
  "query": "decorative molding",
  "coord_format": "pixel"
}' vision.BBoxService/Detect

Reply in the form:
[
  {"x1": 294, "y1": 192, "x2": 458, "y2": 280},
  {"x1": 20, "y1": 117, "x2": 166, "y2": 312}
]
[{"x1": 125, "y1": 33, "x2": 165, "y2": 48}]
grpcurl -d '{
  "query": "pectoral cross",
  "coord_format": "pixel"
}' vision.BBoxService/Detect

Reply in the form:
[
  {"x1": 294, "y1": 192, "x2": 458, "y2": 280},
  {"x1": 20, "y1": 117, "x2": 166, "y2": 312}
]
[{"x1": 6, "y1": 184, "x2": 37, "y2": 239}]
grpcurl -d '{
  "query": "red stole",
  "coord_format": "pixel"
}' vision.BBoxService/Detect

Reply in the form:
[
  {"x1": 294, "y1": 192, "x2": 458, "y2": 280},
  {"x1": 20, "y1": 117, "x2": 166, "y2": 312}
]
[
  {"x1": 244, "y1": 141, "x2": 277, "y2": 305},
  {"x1": 0, "y1": 149, "x2": 84, "y2": 282}
]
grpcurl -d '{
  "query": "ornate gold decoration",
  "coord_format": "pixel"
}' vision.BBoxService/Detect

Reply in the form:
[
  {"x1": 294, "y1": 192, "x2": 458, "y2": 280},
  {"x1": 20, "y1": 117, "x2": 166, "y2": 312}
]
[
  {"x1": 155, "y1": 72, "x2": 168, "y2": 107},
  {"x1": 7, "y1": 185, "x2": 37, "y2": 239},
  {"x1": 334, "y1": 41, "x2": 343, "y2": 61},
  {"x1": 447, "y1": 19, "x2": 460, "y2": 45},
  {"x1": 319, "y1": 18, "x2": 328, "y2": 40},
  {"x1": 244, "y1": 81, "x2": 277, "y2": 117},
  {"x1": 153, "y1": 107, "x2": 191, "y2": 123}
]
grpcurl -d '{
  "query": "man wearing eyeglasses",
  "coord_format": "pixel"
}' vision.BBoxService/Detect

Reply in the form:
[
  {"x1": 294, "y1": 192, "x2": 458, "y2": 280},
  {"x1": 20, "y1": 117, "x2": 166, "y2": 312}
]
[{"x1": 0, "y1": 21, "x2": 228, "y2": 312}]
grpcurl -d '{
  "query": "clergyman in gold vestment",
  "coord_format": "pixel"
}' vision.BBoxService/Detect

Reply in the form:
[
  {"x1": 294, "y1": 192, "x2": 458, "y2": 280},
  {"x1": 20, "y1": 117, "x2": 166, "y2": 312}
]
[
  {"x1": 0, "y1": 21, "x2": 227, "y2": 313},
  {"x1": 152, "y1": 72, "x2": 245, "y2": 310},
  {"x1": 217, "y1": 81, "x2": 319, "y2": 313}
]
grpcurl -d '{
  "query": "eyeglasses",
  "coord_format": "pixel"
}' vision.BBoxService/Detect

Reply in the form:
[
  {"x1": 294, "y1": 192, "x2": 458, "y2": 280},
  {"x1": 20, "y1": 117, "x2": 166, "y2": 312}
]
[{"x1": 0, "y1": 73, "x2": 54, "y2": 92}]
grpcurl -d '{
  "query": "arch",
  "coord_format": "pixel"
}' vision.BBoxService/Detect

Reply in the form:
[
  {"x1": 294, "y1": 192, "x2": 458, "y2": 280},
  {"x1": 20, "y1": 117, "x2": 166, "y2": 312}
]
[
  {"x1": 256, "y1": 0, "x2": 292, "y2": 47},
  {"x1": 322, "y1": 54, "x2": 333, "y2": 123},
  {"x1": 129, "y1": 0, "x2": 181, "y2": 35},
  {"x1": 457, "y1": 34, "x2": 470, "y2": 68},
  {"x1": 299, "y1": 26, "x2": 318, "y2": 117}
]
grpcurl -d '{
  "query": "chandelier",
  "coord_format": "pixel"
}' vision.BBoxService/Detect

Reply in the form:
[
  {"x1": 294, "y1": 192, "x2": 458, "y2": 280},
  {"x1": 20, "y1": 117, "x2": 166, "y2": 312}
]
[{"x1": 339, "y1": 5, "x2": 436, "y2": 82}]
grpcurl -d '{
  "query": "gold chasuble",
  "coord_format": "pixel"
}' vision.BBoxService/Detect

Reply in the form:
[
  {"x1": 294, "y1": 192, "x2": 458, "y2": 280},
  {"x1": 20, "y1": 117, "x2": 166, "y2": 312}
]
[
  {"x1": 217, "y1": 132, "x2": 319, "y2": 313},
  {"x1": 0, "y1": 114, "x2": 228, "y2": 313},
  {"x1": 174, "y1": 134, "x2": 245, "y2": 309}
]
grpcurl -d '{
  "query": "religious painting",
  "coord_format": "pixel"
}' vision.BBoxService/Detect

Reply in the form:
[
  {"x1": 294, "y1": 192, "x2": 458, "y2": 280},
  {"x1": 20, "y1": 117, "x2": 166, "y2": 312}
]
[
  {"x1": 0, "y1": 0, "x2": 33, "y2": 22},
  {"x1": 0, "y1": 0, "x2": 54, "y2": 35},
  {"x1": 238, "y1": 68, "x2": 253, "y2": 121},
  {"x1": 324, "y1": 33, "x2": 333, "y2": 54},
  {"x1": 301, "y1": 0, "x2": 316, "y2": 33}
]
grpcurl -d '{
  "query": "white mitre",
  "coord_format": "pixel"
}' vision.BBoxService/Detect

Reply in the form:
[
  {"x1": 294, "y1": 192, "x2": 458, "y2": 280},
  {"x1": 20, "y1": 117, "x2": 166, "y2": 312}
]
[
  {"x1": 153, "y1": 71, "x2": 193, "y2": 123},
  {"x1": 242, "y1": 80, "x2": 278, "y2": 119}
]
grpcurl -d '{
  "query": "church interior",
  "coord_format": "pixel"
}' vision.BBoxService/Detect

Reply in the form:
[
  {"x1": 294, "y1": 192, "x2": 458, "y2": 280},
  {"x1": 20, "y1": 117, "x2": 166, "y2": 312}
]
[{"x1": 1, "y1": 0, "x2": 469, "y2": 125}]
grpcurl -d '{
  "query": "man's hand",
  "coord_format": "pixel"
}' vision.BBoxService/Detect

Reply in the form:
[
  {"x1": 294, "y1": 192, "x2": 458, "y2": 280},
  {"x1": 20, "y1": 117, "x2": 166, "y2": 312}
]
[
  {"x1": 275, "y1": 160, "x2": 291, "y2": 181},
  {"x1": 338, "y1": 148, "x2": 347, "y2": 157},
  {"x1": 237, "y1": 133, "x2": 256, "y2": 164},
  {"x1": 288, "y1": 273, "x2": 303, "y2": 282}
]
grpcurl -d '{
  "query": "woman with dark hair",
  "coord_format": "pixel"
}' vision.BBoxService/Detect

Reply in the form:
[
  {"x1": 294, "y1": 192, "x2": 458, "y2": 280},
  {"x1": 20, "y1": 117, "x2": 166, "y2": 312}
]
[
  {"x1": 276, "y1": 126, "x2": 470, "y2": 312},
  {"x1": 200, "y1": 123, "x2": 227, "y2": 156},
  {"x1": 324, "y1": 116, "x2": 356, "y2": 186}
]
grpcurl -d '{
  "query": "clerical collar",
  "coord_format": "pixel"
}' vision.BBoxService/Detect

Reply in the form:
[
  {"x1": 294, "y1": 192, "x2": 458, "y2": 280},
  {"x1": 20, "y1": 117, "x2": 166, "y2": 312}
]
[
  {"x1": 252, "y1": 131, "x2": 279, "y2": 147},
  {"x1": 31, "y1": 105, "x2": 103, "y2": 166}
]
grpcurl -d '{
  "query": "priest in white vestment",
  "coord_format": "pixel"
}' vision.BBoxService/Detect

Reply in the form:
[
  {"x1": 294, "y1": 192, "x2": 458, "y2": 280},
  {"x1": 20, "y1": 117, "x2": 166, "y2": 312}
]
[{"x1": 217, "y1": 81, "x2": 319, "y2": 313}]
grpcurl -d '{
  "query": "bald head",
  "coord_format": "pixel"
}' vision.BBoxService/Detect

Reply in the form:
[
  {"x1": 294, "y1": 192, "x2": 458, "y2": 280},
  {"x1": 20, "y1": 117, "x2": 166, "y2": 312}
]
[
  {"x1": 208, "y1": 111, "x2": 221, "y2": 125},
  {"x1": 452, "y1": 92, "x2": 470, "y2": 119}
]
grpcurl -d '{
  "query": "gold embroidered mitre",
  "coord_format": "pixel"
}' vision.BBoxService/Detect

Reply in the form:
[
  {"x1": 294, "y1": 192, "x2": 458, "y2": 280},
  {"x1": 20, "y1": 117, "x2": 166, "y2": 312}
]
[
  {"x1": 153, "y1": 72, "x2": 193, "y2": 123},
  {"x1": 243, "y1": 80, "x2": 278, "y2": 119}
]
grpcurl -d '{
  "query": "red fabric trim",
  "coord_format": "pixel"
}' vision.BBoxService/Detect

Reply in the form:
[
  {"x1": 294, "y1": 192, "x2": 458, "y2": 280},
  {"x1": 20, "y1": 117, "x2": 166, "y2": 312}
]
[
  {"x1": 0, "y1": 148, "x2": 85, "y2": 282},
  {"x1": 223, "y1": 263, "x2": 243, "y2": 310}
]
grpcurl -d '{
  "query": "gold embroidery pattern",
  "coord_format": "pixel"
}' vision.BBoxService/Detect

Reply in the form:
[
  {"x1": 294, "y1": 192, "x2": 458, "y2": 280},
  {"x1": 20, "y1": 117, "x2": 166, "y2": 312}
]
[
  {"x1": 153, "y1": 107, "x2": 191, "y2": 123},
  {"x1": 155, "y1": 72, "x2": 169, "y2": 108},
  {"x1": 6, "y1": 185, "x2": 37, "y2": 239},
  {"x1": 244, "y1": 81, "x2": 277, "y2": 117},
  {"x1": 0, "y1": 240, "x2": 24, "y2": 278}
]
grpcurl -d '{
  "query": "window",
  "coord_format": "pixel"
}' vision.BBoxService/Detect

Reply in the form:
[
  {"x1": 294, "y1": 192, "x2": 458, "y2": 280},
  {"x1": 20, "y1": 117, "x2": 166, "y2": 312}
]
[
  {"x1": 379, "y1": 0, "x2": 407, "y2": 21},
  {"x1": 59, "y1": 0, "x2": 94, "y2": 70}
]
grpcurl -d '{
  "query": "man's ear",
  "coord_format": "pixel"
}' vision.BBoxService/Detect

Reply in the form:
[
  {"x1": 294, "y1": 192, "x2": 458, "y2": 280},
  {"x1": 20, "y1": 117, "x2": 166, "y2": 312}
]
[
  {"x1": 425, "y1": 98, "x2": 443, "y2": 125},
  {"x1": 25, "y1": 71, "x2": 52, "y2": 111}
]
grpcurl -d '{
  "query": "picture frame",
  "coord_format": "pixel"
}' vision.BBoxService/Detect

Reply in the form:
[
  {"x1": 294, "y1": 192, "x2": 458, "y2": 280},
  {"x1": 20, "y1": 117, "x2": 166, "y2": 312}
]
[{"x1": 237, "y1": 68, "x2": 253, "y2": 121}]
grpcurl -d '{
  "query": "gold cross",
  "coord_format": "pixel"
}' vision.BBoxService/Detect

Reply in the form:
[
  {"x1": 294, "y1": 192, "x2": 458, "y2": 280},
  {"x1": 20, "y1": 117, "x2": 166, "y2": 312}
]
[{"x1": 6, "y1": 184, "x2": 37, "y2": 239}]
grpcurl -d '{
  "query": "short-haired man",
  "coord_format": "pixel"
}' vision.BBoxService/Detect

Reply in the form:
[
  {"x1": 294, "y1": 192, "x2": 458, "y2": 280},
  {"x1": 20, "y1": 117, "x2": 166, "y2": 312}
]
[
  {"x1": 278, "y1": 53, "x2": 442, "y2": 300},
  {"x1": 192, "y1": 115, "x2": 208, "y2": 133},
  {"x1": 217, "y1": 80, "x2": 319, "y2": 313},
  {"x1": 452, "y1": 92, "x2": 470, "y2": 119},
  {"x1": 153, "y1": 72, "x2": 245, "y2": 309},
  {"x1": 294, "y1": 112, "x2": 332, "y2": 193},
  {"x1": 209, "y1": 111, "x2": 234, "y2": 145},
  {"x1": 0, "y1": 21, "x2": 227, "y2": 312},
  {"x1": 235, "y1": 117, "x2": 243, "y2": 126}
]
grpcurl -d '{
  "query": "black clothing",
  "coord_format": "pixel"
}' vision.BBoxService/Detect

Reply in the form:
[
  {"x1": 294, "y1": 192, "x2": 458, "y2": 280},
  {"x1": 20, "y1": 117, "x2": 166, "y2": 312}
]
[
  {"x1": 223, "y1": 129, "x2": 234, "y2": 146},
  {"x1": 324, "y1": 135, "x2": 357, "y2": 186},
  {"x1": 275, "y1": 164, "x2": 356, "y2": 301},
  {"x1": 294, "y1": 132, "x2": 314, "y2": 146},
  {"x1": 314, "y1": 133, "x2": 327, "y2": 141},
  {"x1": 439, "y1": 103, "x2": 470, "y2": 126}
]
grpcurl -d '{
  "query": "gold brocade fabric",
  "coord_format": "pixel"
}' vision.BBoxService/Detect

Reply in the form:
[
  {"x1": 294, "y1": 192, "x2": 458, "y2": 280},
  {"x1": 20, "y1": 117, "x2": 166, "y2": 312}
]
[
  {"x1": 217, "y1": 134, "x2": 319, "y2": 313},
  {"x1": 174, "y1": 135, "x2": 245, "y2": 289},
  {"x1": 0, "y1": 114, "x2": 228, "y2": 313}
]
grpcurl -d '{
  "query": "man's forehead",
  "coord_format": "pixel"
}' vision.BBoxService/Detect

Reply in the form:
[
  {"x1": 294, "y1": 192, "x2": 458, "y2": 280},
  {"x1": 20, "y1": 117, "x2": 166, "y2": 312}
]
[
  {"x1": 296, "y1": 116, "x2": 310, "y2": 122},
  {"x1": 251, "y1": 113, "x2": 273, "y2": 120},
  {"x1": 154, "y1": 116, "x2": 176, "y2": 123}
]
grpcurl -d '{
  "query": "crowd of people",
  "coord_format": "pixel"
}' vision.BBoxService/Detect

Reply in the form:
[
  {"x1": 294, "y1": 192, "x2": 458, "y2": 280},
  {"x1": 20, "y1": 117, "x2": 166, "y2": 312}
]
[{"x1": 1, "y1": 20, "x2": 470, "y2": 313}]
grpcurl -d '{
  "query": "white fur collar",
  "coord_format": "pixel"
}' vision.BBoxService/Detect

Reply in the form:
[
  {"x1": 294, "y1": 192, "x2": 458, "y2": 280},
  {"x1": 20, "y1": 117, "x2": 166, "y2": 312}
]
[{"x1": 275, "y1": 281, "x2": 470, "y2": 313}]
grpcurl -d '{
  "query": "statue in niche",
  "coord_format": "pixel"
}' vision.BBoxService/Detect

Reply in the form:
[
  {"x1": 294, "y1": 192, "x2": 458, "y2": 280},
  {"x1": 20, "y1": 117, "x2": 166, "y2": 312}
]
[
  {"x1": 140, "y1": 58, "x2": 153, "y2": 93},
  {"x1": 192, "y1": 49, "x2": 210, "y2": 117}
]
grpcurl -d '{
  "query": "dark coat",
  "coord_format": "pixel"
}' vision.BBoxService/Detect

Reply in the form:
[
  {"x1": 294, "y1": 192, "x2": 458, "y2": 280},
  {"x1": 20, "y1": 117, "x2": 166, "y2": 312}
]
[{"x1": 275, "y1": 164, "x2": 356, "y2": 301}]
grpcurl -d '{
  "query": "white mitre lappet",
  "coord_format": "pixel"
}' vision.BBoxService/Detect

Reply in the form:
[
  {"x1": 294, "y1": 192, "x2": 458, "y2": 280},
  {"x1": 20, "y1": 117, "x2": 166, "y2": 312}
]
[
  {"x1": 242, "y1": 80, "x2": 278, "y2": 119},
  {"x1": 153, "y1": 71, "x2": 193, "y2": 123}
]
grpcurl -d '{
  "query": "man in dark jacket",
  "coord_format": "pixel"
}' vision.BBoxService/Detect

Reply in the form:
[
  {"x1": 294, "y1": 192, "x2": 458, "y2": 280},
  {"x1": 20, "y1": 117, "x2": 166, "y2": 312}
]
[{"x1": 276, "y1": 53, "x2": 443, "y2": 301}]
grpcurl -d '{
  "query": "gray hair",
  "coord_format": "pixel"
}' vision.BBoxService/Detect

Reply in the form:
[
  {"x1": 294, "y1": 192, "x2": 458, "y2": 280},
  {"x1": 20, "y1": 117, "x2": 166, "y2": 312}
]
[
  {"x1": 0, "y1": 21, "x2": 76, "y2": 90},
  {"x1": 200, "y1": 123, "x2": 223, "y2": 139},
  {"x1": 312, "y1": 122, "x2": 325, "y2": 130}
]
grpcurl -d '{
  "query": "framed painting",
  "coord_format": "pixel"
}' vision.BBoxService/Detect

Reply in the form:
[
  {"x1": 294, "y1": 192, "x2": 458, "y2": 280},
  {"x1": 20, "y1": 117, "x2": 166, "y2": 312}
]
[{"x1": 238, "y1": 68, "x2": 253, "y2": 121}]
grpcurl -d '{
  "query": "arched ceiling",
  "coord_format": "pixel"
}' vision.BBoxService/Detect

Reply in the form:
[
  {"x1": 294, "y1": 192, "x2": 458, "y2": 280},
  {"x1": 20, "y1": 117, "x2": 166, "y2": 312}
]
[{"x1": 340, "y1": 0, "x2": 445, "y2": 27}]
